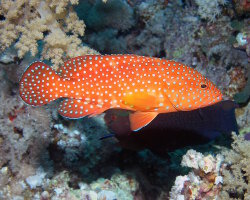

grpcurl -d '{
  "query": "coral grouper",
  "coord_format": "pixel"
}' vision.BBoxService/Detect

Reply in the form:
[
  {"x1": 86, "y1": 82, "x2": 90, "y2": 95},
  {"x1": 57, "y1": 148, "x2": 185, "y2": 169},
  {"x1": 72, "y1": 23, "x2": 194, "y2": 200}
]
[{"x1": 19, "y1": 55, "x2": 223, "y2": 131}]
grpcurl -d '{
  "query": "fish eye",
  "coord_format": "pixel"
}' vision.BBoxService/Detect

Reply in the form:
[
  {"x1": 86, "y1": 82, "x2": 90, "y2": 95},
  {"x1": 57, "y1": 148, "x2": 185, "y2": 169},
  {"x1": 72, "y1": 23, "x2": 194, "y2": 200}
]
[{"x1": 201, "y1": 84, "x2": 207, "y2": 89}]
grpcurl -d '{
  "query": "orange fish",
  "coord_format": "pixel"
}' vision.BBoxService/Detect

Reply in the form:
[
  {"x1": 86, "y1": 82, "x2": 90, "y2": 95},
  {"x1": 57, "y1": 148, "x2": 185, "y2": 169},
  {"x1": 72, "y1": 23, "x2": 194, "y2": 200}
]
[{"x1": 19, "y1": 55, "x2": 223, "y2": 131}]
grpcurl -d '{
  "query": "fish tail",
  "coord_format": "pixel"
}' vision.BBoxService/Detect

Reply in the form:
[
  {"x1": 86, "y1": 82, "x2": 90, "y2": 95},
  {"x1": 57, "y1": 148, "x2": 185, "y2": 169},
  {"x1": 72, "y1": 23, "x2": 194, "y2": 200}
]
[{"x1": 19, "y1": 61, "x2": 63, "y2": 106}]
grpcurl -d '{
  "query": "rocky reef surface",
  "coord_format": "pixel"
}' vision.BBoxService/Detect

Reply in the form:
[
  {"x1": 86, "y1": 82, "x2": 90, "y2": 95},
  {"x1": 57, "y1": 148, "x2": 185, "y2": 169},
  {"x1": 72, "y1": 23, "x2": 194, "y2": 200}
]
[{"x1": 0, "y1": 0, "x2": 249, "y2": 199}]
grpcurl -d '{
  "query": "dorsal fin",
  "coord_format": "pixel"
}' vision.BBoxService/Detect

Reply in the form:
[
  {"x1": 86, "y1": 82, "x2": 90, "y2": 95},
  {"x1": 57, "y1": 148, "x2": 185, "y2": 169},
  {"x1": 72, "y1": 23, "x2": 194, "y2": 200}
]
[{"x1": 58, "y1": 56, "x2": 95, "y2": 79}]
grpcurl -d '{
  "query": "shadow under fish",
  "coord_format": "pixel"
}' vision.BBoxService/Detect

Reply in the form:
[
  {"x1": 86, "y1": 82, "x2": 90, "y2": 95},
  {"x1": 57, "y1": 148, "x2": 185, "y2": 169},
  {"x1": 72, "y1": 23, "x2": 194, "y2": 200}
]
[{"x1": 103, "y1": 100, "x2": 238, "y2": 152}]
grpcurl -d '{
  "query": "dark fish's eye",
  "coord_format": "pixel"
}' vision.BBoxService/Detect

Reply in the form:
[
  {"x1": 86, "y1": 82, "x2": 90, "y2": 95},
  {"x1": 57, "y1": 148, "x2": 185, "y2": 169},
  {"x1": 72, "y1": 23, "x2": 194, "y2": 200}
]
[{"x1": 201, "y1": 84, "x2": 207, "y2": 89}]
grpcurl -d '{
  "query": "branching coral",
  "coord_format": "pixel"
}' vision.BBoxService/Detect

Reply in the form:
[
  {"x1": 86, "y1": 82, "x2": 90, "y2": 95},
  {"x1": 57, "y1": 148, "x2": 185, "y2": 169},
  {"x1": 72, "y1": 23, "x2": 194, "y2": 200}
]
[
  {"x1": 194, "y1": 0, "x2": 228, "y2": 22},
  {"x1": 0, "y1": 0, "x2": 98, "y2": 70},
  {"x1": 170, "y1": 133, "x2": 250, "y2": 199},
  {"x1": 219, "y1": 132, "x2": 250, "y2": 199},
  {"x1": 170, "y1": 150, "x2": 224, "y2": 200}
]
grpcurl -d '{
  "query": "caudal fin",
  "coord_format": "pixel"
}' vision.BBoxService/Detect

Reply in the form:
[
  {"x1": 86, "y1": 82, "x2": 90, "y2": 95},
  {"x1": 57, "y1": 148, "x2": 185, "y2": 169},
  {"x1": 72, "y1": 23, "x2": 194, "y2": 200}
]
[{"x1": 19, "y1": 62, "x2": 63, "y2": 106}]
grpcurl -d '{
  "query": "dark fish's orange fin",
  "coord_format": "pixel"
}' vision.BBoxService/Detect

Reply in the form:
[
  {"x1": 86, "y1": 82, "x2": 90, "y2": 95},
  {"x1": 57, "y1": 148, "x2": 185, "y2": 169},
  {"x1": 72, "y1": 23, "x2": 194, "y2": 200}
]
[
  {"x1": 129, "y1": 111, "x2": 158, "y2": 131},
  {"x1": 58, "y1": 99, "x2": 108, "y2": 119},
  {"x1": 19, "y1": 61, "x2": 62, "y2": 106}
]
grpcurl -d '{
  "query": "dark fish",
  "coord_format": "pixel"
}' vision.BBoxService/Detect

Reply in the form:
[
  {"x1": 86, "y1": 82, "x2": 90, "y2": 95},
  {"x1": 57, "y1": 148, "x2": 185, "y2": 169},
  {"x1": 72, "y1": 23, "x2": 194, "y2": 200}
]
[
  {"x1": 244, "y1": 133, "x2": 250, "y2": 141},
  {"x1": 104, "y1": 100, "x2": 238, "y2": 152}
]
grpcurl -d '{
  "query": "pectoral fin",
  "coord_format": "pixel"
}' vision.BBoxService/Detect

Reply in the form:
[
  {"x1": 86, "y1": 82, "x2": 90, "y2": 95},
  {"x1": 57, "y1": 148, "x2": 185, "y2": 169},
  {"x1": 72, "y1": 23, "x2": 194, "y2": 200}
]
[
  {"x1": 129, "y1": 111, "x2": 158, "y2": 131},
  {"x1": 122, "y1": 93, "x2": 159, "y2": 110}
]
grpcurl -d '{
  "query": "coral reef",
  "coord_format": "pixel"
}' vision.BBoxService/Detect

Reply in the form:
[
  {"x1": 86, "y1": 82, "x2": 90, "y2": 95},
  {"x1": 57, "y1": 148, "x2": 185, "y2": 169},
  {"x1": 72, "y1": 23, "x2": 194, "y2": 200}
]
[
  {"x1": 234, "y1": 69, "x2": 250, "y2": 104},
  {"x1": 170, "y1": 133, "x2": 250, "y2": 199},
  {"x1": 125, "y1": 0, "x2": 168, "y2": 57},
  {"x1": 77, "y1": 0, "x2": 135, "y2": 54},
  {"x1": 77, "y1": 0, "x2": 135, "y2": 32},
  {"x1": 233, "y1": 0, "x2": 250, "y2": 16},
  {"x1": 0, "y1": 63, "x2": 53, "y2": 198},
  {"x1": 86, "y1": 29, "x2": 127, "y2": 54},
  {"x1": 0, "y1": 70, "x2": 52, "y2": 173},
  {"x1": 0, "y1": 0, "x2": 98, "y2": 69},
  {"x1": 24, "y1": 170, "x2": 139, "y2": 200},
  {"x1": 235, "y1": 101, "x2": 250, "y2": 135},
  {"x1": 170, "y1": 150, "x2": 224, "y2": 200},
  {"x1": 0, "y1": 0, "x2": 249, "y2": 199},
  {"x1": 194, "y1": 0, "x2": 228, "y2": 22},
  {"x1": 50, "y1": 117, "x2": 120, "y2": 179},
  {"x1": 219, "y1": 133, "x2": 250, "y2": 199}
]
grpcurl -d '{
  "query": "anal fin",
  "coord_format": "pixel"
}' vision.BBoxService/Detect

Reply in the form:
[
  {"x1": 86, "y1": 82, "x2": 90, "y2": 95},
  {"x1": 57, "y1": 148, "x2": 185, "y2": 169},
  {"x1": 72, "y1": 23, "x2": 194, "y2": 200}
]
[
  {"x1": 58, "y1": 99, "x2": 108, "y2": 119},
  {"x1": 129, "y1": 111, "x2": 158, "y2": 131}
]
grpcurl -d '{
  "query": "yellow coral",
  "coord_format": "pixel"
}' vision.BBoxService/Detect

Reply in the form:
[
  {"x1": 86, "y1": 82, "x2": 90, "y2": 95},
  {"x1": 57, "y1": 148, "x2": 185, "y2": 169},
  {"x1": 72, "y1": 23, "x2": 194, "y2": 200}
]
[
  {"x1": 0, "y1": 0, "x2": 98, "y2": 69},
  {"x1": 15, "y1": 18, "x2": 47, "y2": 57},
  {"x1": 49, "y1": 0, "x2": 79, "y2": 14},
  {"x1": 0, "y1": 21, "x2": 18, "y2": 50}
]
